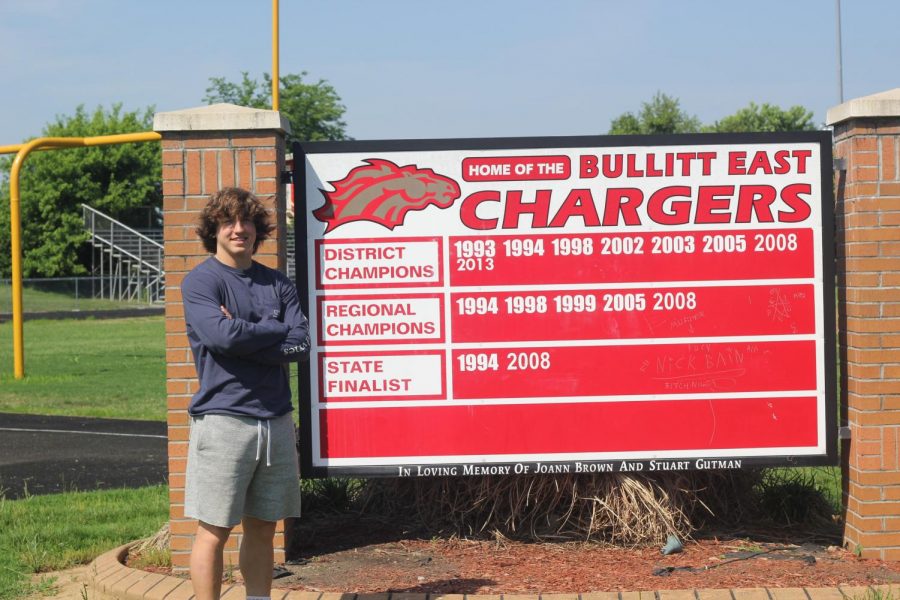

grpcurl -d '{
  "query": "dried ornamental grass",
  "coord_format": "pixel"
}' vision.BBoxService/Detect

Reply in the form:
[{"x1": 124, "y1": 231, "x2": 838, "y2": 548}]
[
  {"x1": 131, "y1": 522, "x2": 170, "y2": 553},
  {"x1": 360, "y1": 471, "x2": 762, "y2": 545}
]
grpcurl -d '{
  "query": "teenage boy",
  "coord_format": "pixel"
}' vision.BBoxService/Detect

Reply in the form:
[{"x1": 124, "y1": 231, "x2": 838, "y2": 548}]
[{"x1": 181, "y1": 187, "x2": 310, "y2": 600}]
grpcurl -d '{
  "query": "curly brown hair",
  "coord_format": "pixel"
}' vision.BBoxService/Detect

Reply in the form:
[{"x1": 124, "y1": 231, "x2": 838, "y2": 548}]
[{"x1": 195, "y1": 188, "x2": 275, "y2": 253}]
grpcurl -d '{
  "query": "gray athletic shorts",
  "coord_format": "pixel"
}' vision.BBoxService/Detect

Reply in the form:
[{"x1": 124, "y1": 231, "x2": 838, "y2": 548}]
[{"x1": 184, "y1": 413, "x2": 302, "y2": 528}]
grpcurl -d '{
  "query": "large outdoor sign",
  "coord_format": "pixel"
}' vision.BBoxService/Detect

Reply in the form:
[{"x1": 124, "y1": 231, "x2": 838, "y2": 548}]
[{"x1": 293, "y1": 132, "x2": 836, "y2": 478}]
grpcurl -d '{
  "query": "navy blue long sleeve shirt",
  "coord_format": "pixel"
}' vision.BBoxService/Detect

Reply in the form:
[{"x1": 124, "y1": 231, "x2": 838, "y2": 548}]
[{"x1": 182, "y1": 257, "x2": 310, "y2": 418}]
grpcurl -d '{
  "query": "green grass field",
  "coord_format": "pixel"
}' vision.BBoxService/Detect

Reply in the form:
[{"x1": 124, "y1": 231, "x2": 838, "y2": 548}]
[
  {"x1": 0, "y1": 281, "x2": 151, "y2": 314},
  {"x1": 0, "y1": 316, "x2": 166, "y2": 420},
  {"x1": 0, "y1": 485, "x2": 168, "y2": 600},
  {"x1": 0, "y1": 316, "x2": 169, "y2": 598}
]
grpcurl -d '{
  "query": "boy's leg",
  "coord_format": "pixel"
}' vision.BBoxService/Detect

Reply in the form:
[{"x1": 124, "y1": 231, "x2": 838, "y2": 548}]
[
  {"x1": 190, "y1": 521, "x2": 232, "y2": 600},
  {"x1": 240, "y1": 516, "x2": 277, "y2": 597}
]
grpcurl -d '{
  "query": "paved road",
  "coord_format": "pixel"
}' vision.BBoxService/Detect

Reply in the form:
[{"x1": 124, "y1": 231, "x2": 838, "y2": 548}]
[{"x1": 0, "y1": 412, "x2": 167, "y2": 499}]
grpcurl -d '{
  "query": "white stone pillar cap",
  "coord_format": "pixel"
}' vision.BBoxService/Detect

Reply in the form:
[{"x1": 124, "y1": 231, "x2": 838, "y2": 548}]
[
  {"x1": 826, "y1": 88, "x2": 900, "y2": 126},
  {"x1": 153, "y1": 103, "x2": 291, "y2": 134}
]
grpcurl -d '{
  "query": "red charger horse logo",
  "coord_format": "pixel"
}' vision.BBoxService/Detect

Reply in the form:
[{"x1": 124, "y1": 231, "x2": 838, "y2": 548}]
[{"x1": 313, "y1": 159, "x2": 461, "y2": 232}]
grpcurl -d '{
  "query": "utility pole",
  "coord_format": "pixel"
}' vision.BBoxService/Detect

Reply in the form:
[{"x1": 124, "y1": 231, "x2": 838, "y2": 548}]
[{"x1": 835, "y1": 0, "x2": 844, "y2": 104}]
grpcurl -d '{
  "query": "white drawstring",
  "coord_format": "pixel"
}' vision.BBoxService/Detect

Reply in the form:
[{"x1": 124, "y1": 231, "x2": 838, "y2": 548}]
[
  {"x1": 266, "y1": 419, "x2": 271, "y2": 467},
  {"x1": 256, "y1": 420, "x2": 262, "y2": 462},
  {"x1": 255, "y1": 419, "x2": 272, "y2": 467}
]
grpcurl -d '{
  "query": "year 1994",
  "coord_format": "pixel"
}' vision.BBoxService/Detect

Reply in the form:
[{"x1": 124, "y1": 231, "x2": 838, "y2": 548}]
[{"x1": 456, "y1": 351, "x2": 551, "y2": 372}]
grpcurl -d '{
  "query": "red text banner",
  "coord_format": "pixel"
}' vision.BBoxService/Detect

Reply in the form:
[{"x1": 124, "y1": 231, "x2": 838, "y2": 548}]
[
  {"x1": 319, "y1": 397, "x2": 819, "y2": 459},
  {"x1": 451, "y1": 284, "x2": 815, "y2": 342},
  {"x1": 451, "y1": 340, "x2": 816, "y2": 399},
  {"x1": 449, "y1": 229, "x2": 814, "y2": 287},
  {"x1": 462, "y1": 155, "x2": 572, "y2": 182}
]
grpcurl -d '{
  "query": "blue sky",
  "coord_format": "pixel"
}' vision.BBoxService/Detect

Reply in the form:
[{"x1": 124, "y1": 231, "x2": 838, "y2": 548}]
[{"x1": 1, "y1": 0, "x2": 898, "y2": 144}]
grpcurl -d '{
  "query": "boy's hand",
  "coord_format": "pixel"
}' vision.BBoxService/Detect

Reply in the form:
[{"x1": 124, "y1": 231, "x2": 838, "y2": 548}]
[{"x1": 220, "y1": 305, "x2": 233, "y2": 320}]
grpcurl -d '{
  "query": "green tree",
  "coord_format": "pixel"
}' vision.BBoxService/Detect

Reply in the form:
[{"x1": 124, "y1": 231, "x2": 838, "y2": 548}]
[
  {"x1": 609, "y1": 94, "x2": 817, "y2": 135},
  {"x1": 203, "y1": 71, "x2": 348, "y2": 144},
  {"x1": 608, "y1": 92, "x2": 702, "y2": 135},
  {"x1": 0, "y1": 104, "x2": 160, "y2": 277},
  {"x1": 706, "y1": 102, "x2": 817, "y2": 132}
]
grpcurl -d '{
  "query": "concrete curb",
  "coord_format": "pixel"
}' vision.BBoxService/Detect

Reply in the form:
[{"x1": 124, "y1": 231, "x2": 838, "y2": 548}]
[{"x1": 86, "y1": 544, "x2": 899, "y2": 600}]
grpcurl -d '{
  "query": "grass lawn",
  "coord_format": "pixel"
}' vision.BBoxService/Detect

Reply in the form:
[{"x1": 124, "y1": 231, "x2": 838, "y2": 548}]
[
  {"x1": 0, "y1": 316, "x2": 166, "y2": 421},
  {"x1": 768, "y1": 465, "x2": 843, "y2": 514},
  {"x1": 0, "y1": 485, "x2": 168, "y2": 600},
  {"x1": 0, "y1": 282, "x2": 151, "y2": 314},
  {"x1": 809, "y1": 465, "x2": 842, "y2": 510}
]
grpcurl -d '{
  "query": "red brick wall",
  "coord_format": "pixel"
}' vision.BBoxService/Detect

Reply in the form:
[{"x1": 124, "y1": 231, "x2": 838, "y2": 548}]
[
  {"x1": 834, "y1": 117, "x2": 900, "y2": 560},
  {"x1": 161, "y1": 129, "x2": 288, "y2": 571}
]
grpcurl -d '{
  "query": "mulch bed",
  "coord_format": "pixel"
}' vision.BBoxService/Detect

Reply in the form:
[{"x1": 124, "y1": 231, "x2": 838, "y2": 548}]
[
  {"x1": 127, "y1": 513, "x2": 900, "y2": 594},
  {"x1": 273, "y1": 514, "x2": 900, "y2": 594}
]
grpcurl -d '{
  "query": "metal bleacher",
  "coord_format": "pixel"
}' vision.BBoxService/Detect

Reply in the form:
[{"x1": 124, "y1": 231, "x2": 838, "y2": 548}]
[
  {"x1": 82, "y1": 204, "x2": 164, "y2": 303},
  {"x1": 81, "y1": 205, "x2": 300, "y2": 302}
]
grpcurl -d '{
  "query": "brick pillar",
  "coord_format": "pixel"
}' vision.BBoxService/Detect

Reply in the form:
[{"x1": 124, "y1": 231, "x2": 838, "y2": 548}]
[
  {"x1": 829, "y1": 88, "x2": 900, "y2": 560},
  {"x1": 153, "y1": 104, "x2": 291, "y2": 572}
]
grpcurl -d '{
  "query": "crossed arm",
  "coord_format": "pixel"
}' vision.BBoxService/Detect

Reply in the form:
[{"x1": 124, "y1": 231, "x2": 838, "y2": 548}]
[
  {"x1": 183, "y1": 275, "x2": 311, "y2": 365},
  {"x1": 219, "y1": 287, "x2": 311, "y2": 365}
]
